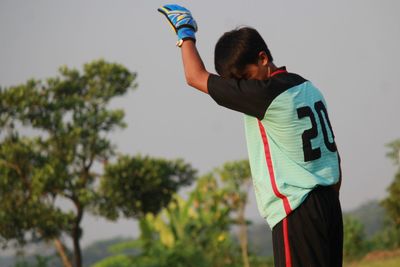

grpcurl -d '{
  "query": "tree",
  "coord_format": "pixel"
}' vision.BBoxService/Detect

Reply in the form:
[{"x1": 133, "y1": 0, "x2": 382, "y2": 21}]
[
  {"x1": 370, "y1": 219, "x2": 400, "y2": 251},
  {"x1": 380, "y1": 139, "x2": 400, "y2": 248},
  {"x1": 216, "y1": 160, "x2": 252, "y2": 267},
  {"x1": 97, "y1": 154, "x2": 196, "y2": 220},
  {"x1": 93, "y1": 160, "x2": 258, "y2": 267},
  {"x1": 94, "y1": 174, "x2": 242, "y2": 267},
  {"x1": 0, "y1": 60, "x2": 196, "y2": 267},
  {"x1": 343, "y1": 216, "x2": 367, "y2": 260}
]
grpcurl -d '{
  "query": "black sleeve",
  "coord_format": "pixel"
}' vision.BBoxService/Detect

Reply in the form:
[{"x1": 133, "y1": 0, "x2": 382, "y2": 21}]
[
  {"x1": 207, "y1": 74, "x2": 276, "y2": 120},
  {"x1": 207, "y1": 73, "x2": 308, "y2": 120}
]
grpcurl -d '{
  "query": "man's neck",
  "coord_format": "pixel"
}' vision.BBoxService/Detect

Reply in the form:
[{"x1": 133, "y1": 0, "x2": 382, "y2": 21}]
[{"x1": 268, "y1": 63, "x2": 278, "y2": 77}]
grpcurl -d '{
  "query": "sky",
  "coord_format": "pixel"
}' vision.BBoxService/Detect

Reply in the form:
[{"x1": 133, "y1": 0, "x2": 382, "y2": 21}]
[{"x1": 1, "y1": 0, "x2": 400, "y2": 248}]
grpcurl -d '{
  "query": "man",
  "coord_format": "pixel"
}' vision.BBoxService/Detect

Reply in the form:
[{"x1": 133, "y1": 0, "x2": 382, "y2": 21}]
[{"x1": 158, "y1": 4, "x2": 343, "y2": 267}]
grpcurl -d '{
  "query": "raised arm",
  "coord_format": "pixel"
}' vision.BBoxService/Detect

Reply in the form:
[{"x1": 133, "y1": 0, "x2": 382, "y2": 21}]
[
  {"x1": 180, "y1": 41, "x2": 210, "y2": 94},
  {"x1": 158, "y1": 4, "x2": 210, "y2": 94}
]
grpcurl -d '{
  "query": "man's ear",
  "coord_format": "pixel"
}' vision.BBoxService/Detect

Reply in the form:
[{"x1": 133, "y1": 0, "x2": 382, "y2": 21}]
[{"x1": 258, "y1": 51, "x2": 269, "y2": 66}]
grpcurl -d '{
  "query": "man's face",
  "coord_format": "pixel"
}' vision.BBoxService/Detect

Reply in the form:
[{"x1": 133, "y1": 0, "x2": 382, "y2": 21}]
[
  {"x1": 242, "y1": 63, "x2": 268, "y2": 80},
  {"x1": 241, "y1": 51, "x2": 269, "y2": 80}
]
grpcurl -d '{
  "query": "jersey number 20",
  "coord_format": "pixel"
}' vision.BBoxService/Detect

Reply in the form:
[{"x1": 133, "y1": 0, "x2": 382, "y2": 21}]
[{"x1": 297, "y1": 101, "x2": 337, "y2": 162}]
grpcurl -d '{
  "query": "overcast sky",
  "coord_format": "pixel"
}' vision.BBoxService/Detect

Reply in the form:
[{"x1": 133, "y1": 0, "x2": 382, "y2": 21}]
[{"x1": 1, "y1": 0, "x2": 399, "y2": 248}]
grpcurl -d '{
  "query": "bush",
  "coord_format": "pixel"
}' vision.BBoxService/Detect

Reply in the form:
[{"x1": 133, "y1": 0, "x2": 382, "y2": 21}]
[{"x1": 343, "y1": 216, "x2": 368, "y2": 260}]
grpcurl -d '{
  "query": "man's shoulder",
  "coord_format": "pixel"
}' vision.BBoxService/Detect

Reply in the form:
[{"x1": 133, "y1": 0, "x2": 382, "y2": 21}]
[{"x1": 271, "y1": 71, "x2": 308, "y2": 88}]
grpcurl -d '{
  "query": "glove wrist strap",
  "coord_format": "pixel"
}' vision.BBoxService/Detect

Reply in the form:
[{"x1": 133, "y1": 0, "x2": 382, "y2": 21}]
[{"x1": 176, "y1": 38, "x2": 196, "y2": 47}]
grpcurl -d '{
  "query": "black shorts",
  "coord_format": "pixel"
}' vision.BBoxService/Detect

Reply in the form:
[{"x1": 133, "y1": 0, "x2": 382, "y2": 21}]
[{"x1": 272, "y1": 186, "x2": 343, "y2": 267}]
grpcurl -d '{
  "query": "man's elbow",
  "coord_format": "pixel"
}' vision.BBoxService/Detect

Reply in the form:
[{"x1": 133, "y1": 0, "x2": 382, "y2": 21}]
[
  {"x1": 185, "y1": 74, "x2": 197, "y2": 87},
  {"x1": 186, "y1": 77, "x2": 202, "y2": 89},
  {"x1": 185, "y1": 72, "x2": 209, "y2": 94}
]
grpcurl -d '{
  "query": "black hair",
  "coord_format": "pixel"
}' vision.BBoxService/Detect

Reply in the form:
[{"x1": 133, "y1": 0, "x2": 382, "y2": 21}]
[{"x1": 214, "y1": 27, "x2": 273, "y2": 79}]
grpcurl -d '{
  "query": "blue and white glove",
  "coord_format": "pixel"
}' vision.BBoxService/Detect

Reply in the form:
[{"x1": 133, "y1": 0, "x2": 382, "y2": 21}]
[{"x1": 157, "y1": 4, "x2": 198, "y2": 47}]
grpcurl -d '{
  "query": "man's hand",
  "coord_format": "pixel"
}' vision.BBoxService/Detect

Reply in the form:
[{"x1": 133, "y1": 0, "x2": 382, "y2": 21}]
[{"x1": 157, "y1": 4, "x2": 198, "y2": 47}]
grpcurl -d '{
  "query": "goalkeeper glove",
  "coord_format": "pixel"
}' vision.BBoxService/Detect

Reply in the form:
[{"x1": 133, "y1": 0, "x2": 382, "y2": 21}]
[{"x1": 158, "y1": 4, "x2": 198, "y2": 47}]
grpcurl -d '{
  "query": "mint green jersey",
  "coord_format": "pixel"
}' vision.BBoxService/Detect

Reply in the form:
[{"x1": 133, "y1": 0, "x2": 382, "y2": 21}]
[{"x1": 208, "y1": 68, "x2": 340, "y2": 228}]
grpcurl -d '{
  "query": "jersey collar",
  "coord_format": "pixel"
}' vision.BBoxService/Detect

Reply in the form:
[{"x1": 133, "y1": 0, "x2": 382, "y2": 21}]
[{"x1": 270, "y1": 66, "x2": 287, "y2": 77}]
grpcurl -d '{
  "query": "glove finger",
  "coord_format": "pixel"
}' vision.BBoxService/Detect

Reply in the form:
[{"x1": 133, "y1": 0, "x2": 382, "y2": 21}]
[
  {"x1": 162, "y1": 4, "x2": 190, "y2": 13},
  {"x1": 157, "y1": 7, "x2": 178, "y2": 33},
  {"x1": 157, "y1": 6, "x2": 171, "y2": 13}
]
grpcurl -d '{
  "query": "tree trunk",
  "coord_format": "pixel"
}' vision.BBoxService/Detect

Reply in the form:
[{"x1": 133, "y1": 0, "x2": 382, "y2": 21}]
[
  {"x1": 238, "y1": 202, "x2": 250, "y2": 267},
  {"x1": 72, "y1": 228, "x2": 82, "y2": 267},
  {"x1": 72, "y1": 201, "x2": 84, "y2": 267},
  {"x1": 54, "y1": 239, "x2": 73, "y2": 267}
]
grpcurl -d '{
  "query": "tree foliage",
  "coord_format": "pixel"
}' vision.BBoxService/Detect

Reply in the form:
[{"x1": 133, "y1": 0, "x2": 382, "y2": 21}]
[
  {"x1": 0, "y1": 136, "x2": 73, "y2": 245},
  {"x1": 97, "y1": 155, "x2": 196, "y2": 220},
  {"x1": 94, "y1": 160, "x2": 273, "y2": 267},
  {"x1": 94, "y1": 174, "x2": 241, "y2": 267},
  {"x1": 380, "y1": 139, "x2": 400, "y2": 248},
  {"x1": 216, "y1": 160, "x2": 252, "y2": 267},
  {"x1": 0, "y1": 59, "x2": 137, "y2": 267},
  {"x1": 0, "y1": 60, "x2": 195, "y2": 267},
  {"x1": 343, "y1": 216, "x2": 367, "y2": 260}
]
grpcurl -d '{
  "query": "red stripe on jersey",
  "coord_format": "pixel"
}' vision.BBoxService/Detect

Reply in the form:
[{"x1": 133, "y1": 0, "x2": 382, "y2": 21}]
[
  {"x1": 257, "y1": 120, "x2": 292, "y2": 215},
  {"x1": 283, "y1": 218, "x2": 293, "y2": 267},
  {"x1": 270, "y1": 69, "x2": 287, "y2": 76}
]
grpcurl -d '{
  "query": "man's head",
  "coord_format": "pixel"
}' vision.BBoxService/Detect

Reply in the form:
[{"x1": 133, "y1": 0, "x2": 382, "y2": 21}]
[{"x1": 214, "y1": 27, "x2": 273, "y2": 80}]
